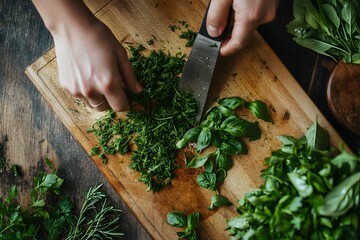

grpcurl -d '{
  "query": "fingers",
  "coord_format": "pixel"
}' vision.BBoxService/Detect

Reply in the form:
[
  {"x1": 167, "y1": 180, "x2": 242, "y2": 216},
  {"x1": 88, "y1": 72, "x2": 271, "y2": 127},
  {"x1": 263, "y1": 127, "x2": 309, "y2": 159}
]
[
  {"x1": 207, "y1": 0, "x2": 279, "y2": 56},
  {"x1": 117, "y1": 47, "x2": 143, "y2": 94},
  {"x1": 220, "y1": 20, "x2": 257, "y2": 56},
  {"x1": 207, "y1": 0, "x2": 232, "y2": 37}
]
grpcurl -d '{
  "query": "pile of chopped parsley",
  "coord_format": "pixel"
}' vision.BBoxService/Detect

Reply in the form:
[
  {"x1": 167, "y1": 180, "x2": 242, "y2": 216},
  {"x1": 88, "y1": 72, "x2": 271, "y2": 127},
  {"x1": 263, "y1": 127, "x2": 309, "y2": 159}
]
[{"x1": 88, "y1": 44, "x2": 199, "y2": 192}]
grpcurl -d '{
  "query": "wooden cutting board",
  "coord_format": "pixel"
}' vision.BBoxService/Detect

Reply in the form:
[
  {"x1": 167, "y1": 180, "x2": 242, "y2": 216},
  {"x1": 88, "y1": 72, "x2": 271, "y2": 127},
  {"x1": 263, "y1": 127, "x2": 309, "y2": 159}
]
[{"x1": 25, "y1": 0, "x2": 345, "y2": 239}]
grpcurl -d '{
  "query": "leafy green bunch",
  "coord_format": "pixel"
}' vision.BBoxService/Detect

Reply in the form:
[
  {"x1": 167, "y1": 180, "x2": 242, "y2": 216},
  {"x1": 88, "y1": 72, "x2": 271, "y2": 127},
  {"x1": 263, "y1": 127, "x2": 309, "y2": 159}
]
[
  {"x1": 177, "y1": 97, "x2": 272, "y2": 210},
  {"x1": 167, "y1": 211, "x2": 200, "y2": 240},
  {"x1": 0, "y1": 159, "x2": 123, "y2": 240},
  {"x1": 227, "y1": 121, "x2": 360, "y2": 239},
  {"x1": 287, "y1": 0, "x2": 360, "y2": 64}
]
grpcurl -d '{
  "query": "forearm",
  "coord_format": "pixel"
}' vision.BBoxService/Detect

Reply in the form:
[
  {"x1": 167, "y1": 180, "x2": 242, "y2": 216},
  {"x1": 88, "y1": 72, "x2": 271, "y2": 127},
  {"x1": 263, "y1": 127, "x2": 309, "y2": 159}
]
[{"x1": 32, "y1": 0, "x2": 96, "y2": 36}]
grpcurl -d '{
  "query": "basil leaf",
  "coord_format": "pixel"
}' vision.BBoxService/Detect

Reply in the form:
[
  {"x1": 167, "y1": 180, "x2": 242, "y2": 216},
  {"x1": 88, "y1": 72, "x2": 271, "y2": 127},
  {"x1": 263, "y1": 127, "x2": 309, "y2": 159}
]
[
  {"x1": 216, "y1": 169, "x2": 227, "y2": 185},
  {"x1": 227, "y1": 138, "x2": 247, "y2": 155},
  {"x1": 219, "y1": 142, "x2": 238, "y2": 156},
  {"x1": 203, "y1": 107, "x2": 223, "y2": 127},
  {"x1": 196, "y1": 172, "x2": 217, "y2": 191},
  {"x1": 187, "y1": 155, "x2": 209, "y2": 168},
  {"x1": 187, "y1": 212, "x2": 200, "y2": 230},
  {"x1": 204, "y1": 158, "x2": 214, "y2": 173},
  {"x1": 217, "y1": 105, "x2": 234, "y2": 118},
  {"x1": 218, "y1": 97, "x2": 246, "y2": 110},
  {"x1": 176, "y1": 139, "x2": 187, "y2": 149},
  {"x1": 220, "y1": 116, "x2": 261, "y2": 140},
  {"x1": 216, "y1": 153, "x2": 233, "y2": 171},
  {"x1": 318, "y1": 172, "x2": 360, "y2": 217},
  {"x1": 208, "y1": 195, "x2": 232, "y2": 210},
  {"x1": 305, "y1": 119, "x2": 329, "y2": 150},
  {"x1": 183, "y1": 127, "x2": 202, "y2": 143},
  {"x1": 167, "y1": 211, "x2": 187, "y2": 228},
  {"x1": 246, "y1": 100, "x2": 272, "y2": 122},
  {"x1": 196, "y1": 127, "x2": 211, "y2": 152}
]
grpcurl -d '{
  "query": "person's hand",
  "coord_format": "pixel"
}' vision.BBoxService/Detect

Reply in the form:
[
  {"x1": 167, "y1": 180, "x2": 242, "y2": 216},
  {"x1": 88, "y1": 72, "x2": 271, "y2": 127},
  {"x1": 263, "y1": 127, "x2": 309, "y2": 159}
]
[
  {"x1": 53, "y1": 19, "x2": 143, "y2": 111},
  {"x1": 206, "y1": 0, "x2": 279, "y2": 56},
  {"x1": 32, "y1": 0, "x2": 142, "y2": 112}
]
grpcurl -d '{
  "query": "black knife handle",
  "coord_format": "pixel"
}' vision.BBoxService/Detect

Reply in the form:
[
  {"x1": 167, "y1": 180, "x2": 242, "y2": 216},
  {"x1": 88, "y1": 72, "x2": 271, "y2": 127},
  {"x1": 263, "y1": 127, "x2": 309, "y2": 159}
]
[{"x1": 199, "y1": 1, "x2": 233, "y2": 42}]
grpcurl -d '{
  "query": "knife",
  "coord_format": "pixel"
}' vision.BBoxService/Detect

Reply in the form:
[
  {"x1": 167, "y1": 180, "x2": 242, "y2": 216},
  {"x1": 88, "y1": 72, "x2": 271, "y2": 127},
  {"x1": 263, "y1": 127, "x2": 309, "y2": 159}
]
[{"x1": 179, "y1": 2, "x2": 233, "y2": 120}]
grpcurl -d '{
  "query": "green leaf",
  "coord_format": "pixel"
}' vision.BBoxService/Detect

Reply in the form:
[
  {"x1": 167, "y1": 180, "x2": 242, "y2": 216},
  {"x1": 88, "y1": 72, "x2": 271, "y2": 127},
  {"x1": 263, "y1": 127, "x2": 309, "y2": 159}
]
[
  {"x1": 187, "y1": 155, "x2": 209, "y2": 168},
  {"x1": 305, "y1": 119, "x2": 329, "y2": 150},
  {"x1": 219, "y1": 142, "x2": 238, "y2": 156},
  {"x1": 288, "y1": 170, "x2": 313, "y2": 198},
  {"x1": 318, "y1": 172, "x2": 360, "y2": 217},
  {"x1": 220, "y1": 116, "x2": 261, "y2": 140},
  {"x1": 227, "y1": 216, "x2": 250, "y2": 230},
  {"x1": 196, "y1": 127, "x2": 211, "y2": 152},
  {"x1": 293, "y1": 38, "x2": 337, "y2": 60},
  {"x1": 196, "y1": 172, "x2": 217, "y2": 191},
  {"x1": 218, "y1": 97, "x2": 246, "y2": 110},
  {"x1": 216, "y1": 153, "x2": 233, "y2": 171},
  {"x1": 331, "y1": 149, "x2": 359, "y2": 172},
  {"x1": 167, "y1": 211, "x2": 187, "y2": 228},
  {"x1": 208, "y1": 195, "x2": 232, "y2": 210},
  {"x1": 176, "y1": 127, "x2": 202, "y2": 149},
  {"x1": 187, "y1": 212, "x2": 200, "y2": 230},
  {"x1": 322, "y1": 3, "x2": 340, "y2": 29},
  {"x1": 247, "y1": 100, "x2": 272, "y2": 122}
]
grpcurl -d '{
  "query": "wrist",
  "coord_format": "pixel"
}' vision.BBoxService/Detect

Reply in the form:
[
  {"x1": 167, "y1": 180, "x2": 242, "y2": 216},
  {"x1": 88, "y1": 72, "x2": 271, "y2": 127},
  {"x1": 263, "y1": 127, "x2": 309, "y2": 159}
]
[{"x1": 33, "y1": 0, "x2": 97, "y2": 37}]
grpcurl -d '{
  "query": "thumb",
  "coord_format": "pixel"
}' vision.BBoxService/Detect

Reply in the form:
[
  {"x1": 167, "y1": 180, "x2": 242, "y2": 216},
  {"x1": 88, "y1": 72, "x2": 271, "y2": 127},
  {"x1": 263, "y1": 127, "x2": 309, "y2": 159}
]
[{"x1": 206, "y1": 0, "x2": 232, "y2": 37}]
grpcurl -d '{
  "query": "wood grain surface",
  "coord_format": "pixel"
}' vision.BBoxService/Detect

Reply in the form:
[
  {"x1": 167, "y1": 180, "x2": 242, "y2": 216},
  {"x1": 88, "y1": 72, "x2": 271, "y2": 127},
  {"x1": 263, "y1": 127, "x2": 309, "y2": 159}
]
[{"x1": 24, "y1": 0, "x2": 348, "y2": 239}]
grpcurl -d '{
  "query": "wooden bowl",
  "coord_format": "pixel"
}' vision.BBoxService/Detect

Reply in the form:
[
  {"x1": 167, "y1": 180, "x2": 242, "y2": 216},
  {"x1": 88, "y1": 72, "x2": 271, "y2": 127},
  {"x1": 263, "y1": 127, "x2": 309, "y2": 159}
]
[{"x1": 327, "y1": 62, "x2": 360, "y2": 136}]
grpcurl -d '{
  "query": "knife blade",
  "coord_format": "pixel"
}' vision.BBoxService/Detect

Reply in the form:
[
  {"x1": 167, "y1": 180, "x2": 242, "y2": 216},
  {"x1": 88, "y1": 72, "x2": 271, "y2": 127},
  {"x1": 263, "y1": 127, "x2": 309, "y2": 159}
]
[{"x1": 179, "y1": 3, "x2": 232, "y2": 120}]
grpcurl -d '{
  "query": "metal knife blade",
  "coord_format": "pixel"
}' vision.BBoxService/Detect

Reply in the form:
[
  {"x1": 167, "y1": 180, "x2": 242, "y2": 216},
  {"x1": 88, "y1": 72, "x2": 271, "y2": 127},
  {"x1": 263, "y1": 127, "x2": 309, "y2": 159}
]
[{"x1": 179, "y1": 3, "x2": 232, "y2": 120}]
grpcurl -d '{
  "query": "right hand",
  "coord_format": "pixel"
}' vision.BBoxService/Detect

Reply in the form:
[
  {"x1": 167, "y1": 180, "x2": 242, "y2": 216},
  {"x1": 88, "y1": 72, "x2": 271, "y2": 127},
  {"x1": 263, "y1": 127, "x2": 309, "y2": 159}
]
[{"x1": 53, "y1": 18, "x2": 143, "y2": 112}]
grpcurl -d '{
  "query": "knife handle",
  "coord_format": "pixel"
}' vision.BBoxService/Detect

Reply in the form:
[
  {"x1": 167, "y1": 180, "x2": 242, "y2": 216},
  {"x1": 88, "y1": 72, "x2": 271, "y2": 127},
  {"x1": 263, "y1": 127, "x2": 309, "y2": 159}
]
[{"x1": 199, "y1": 2, "x2": 233, "y2": 42}]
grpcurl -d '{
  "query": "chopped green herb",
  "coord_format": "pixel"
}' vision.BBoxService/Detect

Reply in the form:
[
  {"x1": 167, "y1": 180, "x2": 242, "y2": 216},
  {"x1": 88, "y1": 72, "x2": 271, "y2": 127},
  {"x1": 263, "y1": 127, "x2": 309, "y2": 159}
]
[
  {"x1": 179, "y1": 29, "x2": 197, "y2": 47},
  {"x1": 89, "y1": 44, "x2": 199, "y2": 192}
]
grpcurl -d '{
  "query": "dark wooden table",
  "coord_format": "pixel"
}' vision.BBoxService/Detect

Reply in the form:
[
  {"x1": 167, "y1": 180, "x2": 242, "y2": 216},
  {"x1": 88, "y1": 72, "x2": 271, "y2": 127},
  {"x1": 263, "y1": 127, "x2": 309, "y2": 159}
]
[{"x1": 1, "y1": 1, "x2": 359, "y2": 239}]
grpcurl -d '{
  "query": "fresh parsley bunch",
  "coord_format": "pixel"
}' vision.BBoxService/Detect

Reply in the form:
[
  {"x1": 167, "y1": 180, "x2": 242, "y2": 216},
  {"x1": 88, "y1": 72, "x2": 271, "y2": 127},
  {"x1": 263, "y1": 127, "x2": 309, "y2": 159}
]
[
  {"x1": 287, "y1": 0, "x2": 360, "y2": 64},
  {"x1": 227, "y1": 121, "x2": 360, "y2": 239}
]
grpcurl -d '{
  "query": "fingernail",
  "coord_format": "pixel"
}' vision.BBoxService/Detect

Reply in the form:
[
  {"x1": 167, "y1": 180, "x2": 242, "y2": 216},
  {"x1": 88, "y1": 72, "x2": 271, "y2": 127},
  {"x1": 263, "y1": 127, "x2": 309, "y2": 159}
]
[{"x1": 208, "y1": 25, "x2": 220, "y2": 37}]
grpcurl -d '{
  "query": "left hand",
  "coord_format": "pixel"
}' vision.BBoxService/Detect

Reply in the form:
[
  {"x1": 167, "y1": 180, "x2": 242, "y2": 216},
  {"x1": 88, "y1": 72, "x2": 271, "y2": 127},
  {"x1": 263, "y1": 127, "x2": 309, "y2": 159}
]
[{"x1": 206, "y1": 0, "x2": 279, "y2": 56}]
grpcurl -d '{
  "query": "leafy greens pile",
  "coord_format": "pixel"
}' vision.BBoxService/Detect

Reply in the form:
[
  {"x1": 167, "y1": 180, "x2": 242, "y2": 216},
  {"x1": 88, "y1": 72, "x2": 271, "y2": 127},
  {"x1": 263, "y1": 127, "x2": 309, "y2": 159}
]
[
  {"x1": 0, "y1": 159, "x2": 123, "y2": 240},
  {"x1": 177, "y1": 97, "x2": 272, "y2": 210},
  {"x1": 88, "y1": 44, "x2": 198, "y2": 192},
  {"x1": 287, "y1": 0, "x2": 360, "y2": 64},
  {"x1": 227, "y1": 121, "x2": 360, "y2": 239}
]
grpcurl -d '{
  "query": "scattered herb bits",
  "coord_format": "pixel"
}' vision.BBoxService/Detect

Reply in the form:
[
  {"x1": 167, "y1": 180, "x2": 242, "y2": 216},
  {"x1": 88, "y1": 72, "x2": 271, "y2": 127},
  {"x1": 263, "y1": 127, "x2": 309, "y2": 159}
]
[
  {"x1": 167, "y1": 211, "x2": 200, "y2": 239},
  {"x1": 227, "y1": 120, "x2": 360, "y2": 239}
]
